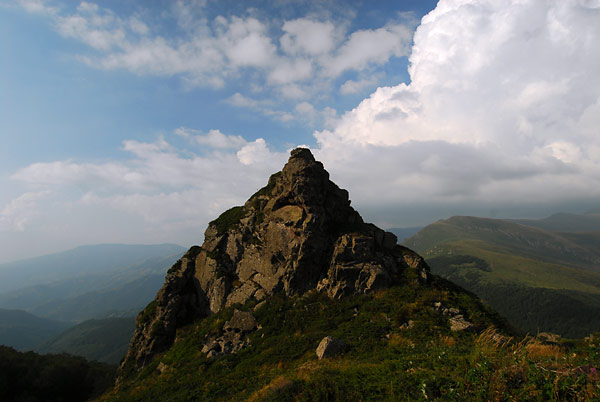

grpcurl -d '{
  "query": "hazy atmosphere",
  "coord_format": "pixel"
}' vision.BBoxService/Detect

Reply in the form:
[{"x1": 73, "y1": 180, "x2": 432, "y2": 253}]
[{"x1": 2, "y1": 0, "x2": 600, "y2": 264}]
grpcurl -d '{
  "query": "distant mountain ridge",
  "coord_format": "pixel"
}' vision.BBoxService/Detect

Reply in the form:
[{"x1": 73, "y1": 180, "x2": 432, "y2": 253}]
[
  {"x1": 0, "y1": 243, "x2": 185, "y2": 294},
  {"x1": 0, "y1": 244, "x2": 186, "y2": 322},
  {"x1": 407, "y1": 215, "x2": 600, "y2": 271},
  {"x1": 0, "y1": 244, "x2": 186, "y2": 358},
  {"x1": 403, "y1": 214, "x2": 600, "y2": 337},
  {"x1": 511, "y1": 212, "x2": 600, "y2": 233},
  {"x1": 387, "y1": 226, "x2": 423, "y2": 242}
]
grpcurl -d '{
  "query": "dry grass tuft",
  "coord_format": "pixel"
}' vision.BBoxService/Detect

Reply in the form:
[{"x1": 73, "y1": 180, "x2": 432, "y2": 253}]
[
  {"x1": 388, "y1": 333, "x2": 415, "y2": 347},
  {"x1": 296, "y1": 361, "x2": 320, "y2": 381},
  {"x1": 525, "y1": 341, "x2": 562, "y2": 360},
  {"x1": 246, "y1": 376, "x2": 294, "y2": 402},
  {"x1": 440, "y1": 335, "x2": 456, "y2": 346}
]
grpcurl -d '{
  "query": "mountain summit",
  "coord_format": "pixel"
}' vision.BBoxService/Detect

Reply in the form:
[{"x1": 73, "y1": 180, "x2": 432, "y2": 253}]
[
  {"x1": 119, "y1": 148, "x2": 429, "y2": 375},
  {"x1": 108, "y1": 149, "x2": 598, "y2": 401}
]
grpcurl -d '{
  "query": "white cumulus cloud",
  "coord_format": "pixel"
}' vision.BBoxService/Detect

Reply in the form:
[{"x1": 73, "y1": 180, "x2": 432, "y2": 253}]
[
  {"x1": 17, "y1": 1, "x2": 413, "y2": 108},
  {"x1": 313, "y1": 0, "x2": 600, "y2": 216}
]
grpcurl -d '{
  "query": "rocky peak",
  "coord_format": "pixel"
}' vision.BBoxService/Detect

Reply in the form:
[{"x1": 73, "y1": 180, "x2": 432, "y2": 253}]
[{"x1": 118, "y1": 148, "x2": 429, "y2": 379}]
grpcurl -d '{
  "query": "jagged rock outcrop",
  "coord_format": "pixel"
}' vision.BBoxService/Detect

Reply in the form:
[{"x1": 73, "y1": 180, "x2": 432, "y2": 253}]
[{"x1": 118, "y1": 148, "x2": 430, "y2": 379}]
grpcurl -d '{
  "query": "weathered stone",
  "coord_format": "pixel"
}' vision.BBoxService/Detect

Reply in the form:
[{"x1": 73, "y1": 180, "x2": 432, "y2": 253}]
[
  {"x1": 224, "y1": 310, "x2": 258, "y2": 333},
  {"x1": 201, "y1": 310, "x2": 258, "y2": 358},
  {"x1": 271, "y1": 205, "x2": 304, "y2": 224},
  {"x1": 118, "y1": 148, "x2": 431, "y2": 379},
  {"x1": 202, "y1": 331, "x2": 249, "y2": 358},
  {"x1": 253, "y1": 300, "x2": 267, "y2": 312},
  {"x1": 117, "y1": 248, "x2": 210, "y2": 381},
  {"x1": 226, "y1": 282, "x2": 258, "y2": 307},
  {"x1": 434, "y1": 301, "x2": 474, "y2": 332},
  {"x1": 254, "y1": 289, "x2": 267, "y2": 301},
  {"x1": 537, "y1": 332, "x2": 561, "y2": 344},
  {"x1": 449, "y1": 316, "x2": 474, "y2": 332},
  {"x1": 156, "y1": 362, "x2": 169, "y2": 374},
  {"x1": 316, "y1": 336, "x2": 344, "y2": 359}
]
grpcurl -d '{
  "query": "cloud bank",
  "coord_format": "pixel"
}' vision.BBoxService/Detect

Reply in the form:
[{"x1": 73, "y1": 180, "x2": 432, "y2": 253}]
[
  {"x1": 4, "y1": 0, "x2": 600, "y2": 261},
  {"x1": 315, "y1": 0, "x2": 600, "y2": 213}
]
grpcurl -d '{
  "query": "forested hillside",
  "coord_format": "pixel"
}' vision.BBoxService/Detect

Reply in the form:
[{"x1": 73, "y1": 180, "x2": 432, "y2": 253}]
[{"x1": 0, "y1": 346, "x2": 115, "y2": 402}]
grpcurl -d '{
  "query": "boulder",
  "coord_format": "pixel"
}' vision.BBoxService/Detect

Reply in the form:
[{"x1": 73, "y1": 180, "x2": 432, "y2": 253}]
[
  {"x1": 223, "y1": 310, "x2": 258, "y2": 333},
  {"x1": 316, "y1": 336, "x2": 344, "y2": 359}
]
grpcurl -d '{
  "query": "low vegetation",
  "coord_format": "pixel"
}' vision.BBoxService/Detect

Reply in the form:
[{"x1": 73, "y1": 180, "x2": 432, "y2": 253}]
[
  {"x1": 0, "y1": 345, "x2": 115, "y2": 402},
  {"x1": 209, "y1": 206, "x2": 245, "y2": 235},
  {"x1": 100, "y1": 277, "x2": 600, "y2": 401}
]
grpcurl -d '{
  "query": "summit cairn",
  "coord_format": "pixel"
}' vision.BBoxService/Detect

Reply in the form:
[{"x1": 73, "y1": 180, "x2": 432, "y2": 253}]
[{"x1": 119, "y1": 148, "x2": 429, "y2": 376}]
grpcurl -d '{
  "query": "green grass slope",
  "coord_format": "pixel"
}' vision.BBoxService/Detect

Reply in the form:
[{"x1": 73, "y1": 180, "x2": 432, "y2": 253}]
[
  {"x1": 406, "y1": 216, "x2": 600, "y2": 271},
  {"x1": 403, "y1": 216, "x2": 600, "y2": 338},
  {"x1": 0, "y1": 308, "x2": 70, "y2": 351},
  {"x1": 101, "y1": 279, "x2": 600, "y2": 401},
  {"x1": 37, "y1": 317, "x2": 136, "y2": 364}
]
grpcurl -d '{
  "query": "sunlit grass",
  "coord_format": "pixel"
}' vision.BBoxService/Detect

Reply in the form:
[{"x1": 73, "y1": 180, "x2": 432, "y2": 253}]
[{"x1": 101, "y1": 280, "x2": 599, "y2": 401}]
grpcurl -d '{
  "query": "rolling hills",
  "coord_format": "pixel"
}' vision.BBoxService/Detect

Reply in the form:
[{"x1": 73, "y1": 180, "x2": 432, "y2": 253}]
[
  {"x1": 0, "y1": 244, "x2": 185, "y2": 361},
  {"x1": 403, "y1": 215, "x2": 600, "y2": 338},
  {"x1": 0, "y1": 308, "x2": 69, "y2": 351},
  {"x1": 36, "y1": 317, "x2": 136, "y2": 364},
  {"x1": 0, "y1": 244, "x2": 186, "y2": 322},
  {"x1": 0, "y1": 244, "x2": 186, "y2": 294}
]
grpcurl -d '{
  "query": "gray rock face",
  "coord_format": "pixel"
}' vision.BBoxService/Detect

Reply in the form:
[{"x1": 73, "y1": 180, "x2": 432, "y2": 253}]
[
  {"x1": 316, "y1": 336, "x2": 344, "y2": 359},
  {"x1": 120, "y1": 248, "x2": 209, "y2": 373},
  {"x1": 224, "y1": 310, "x2": 258, "y2": 333},
  {"x1": 118, "y1": 148, "x2": 430, "y2": 378},
  {"x1": 201, "y1": 310, "x2": 259, "y2": 358}
]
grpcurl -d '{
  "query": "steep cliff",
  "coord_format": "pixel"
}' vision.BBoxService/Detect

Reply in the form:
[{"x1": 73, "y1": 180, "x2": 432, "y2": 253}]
[{"x1": 118, "y1": 148, "x2": 429, "y2": 378}]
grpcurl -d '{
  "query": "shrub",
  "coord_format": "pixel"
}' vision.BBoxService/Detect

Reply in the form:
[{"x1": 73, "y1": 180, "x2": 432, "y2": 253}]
[{"x1": 210, "y1": 206, "x2": 245, "y2": 235}]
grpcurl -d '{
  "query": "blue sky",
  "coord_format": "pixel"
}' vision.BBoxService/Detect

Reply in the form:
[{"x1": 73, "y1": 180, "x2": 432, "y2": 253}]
[
  {"x1": 1, "y1": 0, "x2": 433, "y2": 170},
  {"x1": 2, "y1": 0, "x2": 600, "y2": 263}
]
